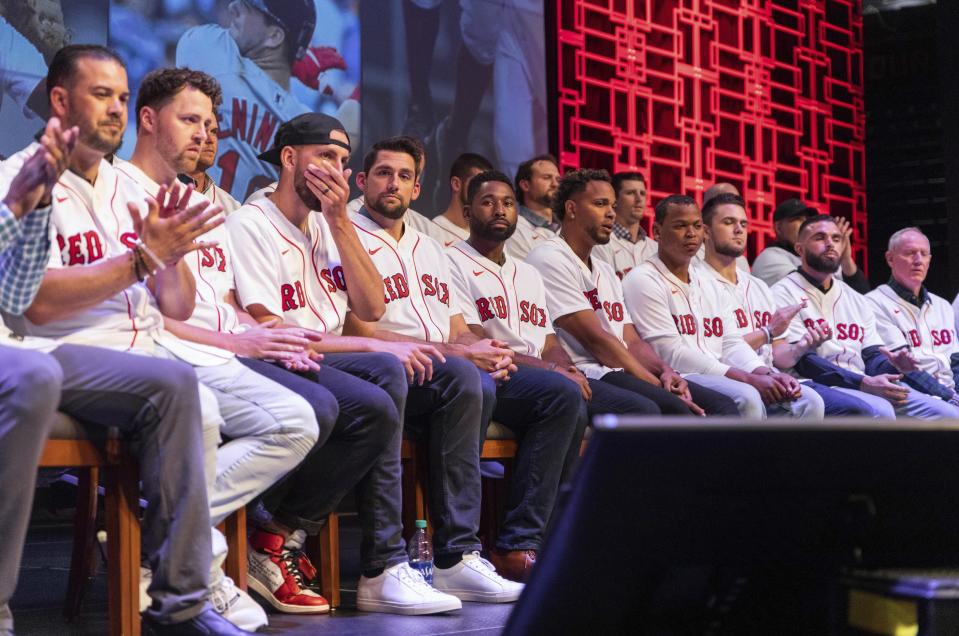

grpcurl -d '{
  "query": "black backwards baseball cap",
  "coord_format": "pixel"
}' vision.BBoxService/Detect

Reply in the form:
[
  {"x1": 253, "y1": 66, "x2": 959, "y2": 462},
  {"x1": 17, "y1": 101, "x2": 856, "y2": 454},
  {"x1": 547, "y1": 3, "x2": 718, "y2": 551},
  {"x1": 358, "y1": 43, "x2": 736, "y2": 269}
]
[
  {"x1": 257, "y1": 113, "x2": 351, "y2": 166},
  {"x1": 243, "y1": 0, "x2": 316, "y2": 60},
  {"x1": 773, "y1": 198, "x2": 817, "y2": 222}
]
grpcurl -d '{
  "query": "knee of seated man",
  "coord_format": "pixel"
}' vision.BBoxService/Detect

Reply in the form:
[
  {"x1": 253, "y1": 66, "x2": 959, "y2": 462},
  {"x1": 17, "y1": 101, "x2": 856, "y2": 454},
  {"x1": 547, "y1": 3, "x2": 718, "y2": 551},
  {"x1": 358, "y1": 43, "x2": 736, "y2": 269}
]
[
  {"x1": 284, "y1": 391, "x2": 322, "y2": 456},
  {"x1": 443, "y1": 355, "x2": 486, "y2": 401},
  {"x1": 13, "y1": 352, "x2": 63, "y2": 418},
  {"x1": 365, "y1": 352, "x2": 410, "y2": 406}
]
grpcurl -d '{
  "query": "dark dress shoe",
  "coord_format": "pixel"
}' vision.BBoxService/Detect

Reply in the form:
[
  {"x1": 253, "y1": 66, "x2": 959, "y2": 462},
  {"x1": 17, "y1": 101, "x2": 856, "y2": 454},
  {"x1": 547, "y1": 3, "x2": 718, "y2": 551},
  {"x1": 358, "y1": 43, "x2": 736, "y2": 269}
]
[
  {"x1": 488, "y1": 548, "x2": 537, "y2": 583},
  {"x1": 143, "y1": 607, "x2": 257, "y2": 635}
]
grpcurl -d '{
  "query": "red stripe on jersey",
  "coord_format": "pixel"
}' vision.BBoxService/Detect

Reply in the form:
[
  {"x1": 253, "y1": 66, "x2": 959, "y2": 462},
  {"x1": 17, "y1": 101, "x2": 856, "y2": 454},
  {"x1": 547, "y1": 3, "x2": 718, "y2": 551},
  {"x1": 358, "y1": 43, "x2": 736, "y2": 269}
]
[
  {"x1": 194, "y1": 250, "x2": 223, "y2": 332},
  {"x1": 309, "y1": 229, "x2": 343, "y2": 327},
  {"x1": 649, "y1": 260, "x2": 710, "y2": 354},
  {"x1": 410, "y1": 235, "x2": 445, "y2": 340},
  {"x1": 250, "y1": 202, "x2": 328, "y2": 332},
  {"x1": 351, "y1": 220, "x2": 430, "y2": 340}
]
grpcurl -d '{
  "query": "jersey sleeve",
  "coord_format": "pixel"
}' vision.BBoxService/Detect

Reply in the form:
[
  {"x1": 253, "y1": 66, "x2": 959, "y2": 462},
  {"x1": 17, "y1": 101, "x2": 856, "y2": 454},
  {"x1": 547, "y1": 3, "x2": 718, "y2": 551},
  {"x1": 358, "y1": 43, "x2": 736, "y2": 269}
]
[
  {"x1": 225, "y1": 213, "x2": 284, "y2": 317},
  {"x1": 866, "y1": 294, "x2": 909, "y2": 350},
  {"x1": 720, "y1": 306, "x2": 767, "y2": 372},
  {"x1": 623, "y1": 269, "x2": 730, "y2": 376},
  {"x1": 529, "y1": 247, "x2": 591, "y2": 320},
  {"x1": 446, "y1": 252, "x2": 480, "y2": 325},
  {"x1": 176, "y1": 25, "x2": 240, "y2": 76}
]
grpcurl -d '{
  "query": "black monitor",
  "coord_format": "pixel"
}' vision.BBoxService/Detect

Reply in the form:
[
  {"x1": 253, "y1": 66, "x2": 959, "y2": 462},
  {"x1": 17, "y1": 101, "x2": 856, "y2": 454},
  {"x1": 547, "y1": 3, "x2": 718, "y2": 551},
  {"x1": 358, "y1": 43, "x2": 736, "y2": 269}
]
[{"x1": 505, "y1": 418, "x2": 959, "y2": 635}]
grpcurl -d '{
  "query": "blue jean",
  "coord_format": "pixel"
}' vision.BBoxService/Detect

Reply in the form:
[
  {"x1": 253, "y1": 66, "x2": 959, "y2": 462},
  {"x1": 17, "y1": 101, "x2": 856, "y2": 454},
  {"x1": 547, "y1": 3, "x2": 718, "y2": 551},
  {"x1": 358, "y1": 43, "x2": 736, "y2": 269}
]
[
  {"x1": 488, "y1": 366, "x2": 587, "y2": 551},
  {"x1": 248, "y1": 352, "x2": 409, "y2": 571},
  {"x1": 805, "y1": 381, "x2": 880, "y2": 416},
  {"x1": 405, "y1": 356, "x2": 486, "y2": 559}
]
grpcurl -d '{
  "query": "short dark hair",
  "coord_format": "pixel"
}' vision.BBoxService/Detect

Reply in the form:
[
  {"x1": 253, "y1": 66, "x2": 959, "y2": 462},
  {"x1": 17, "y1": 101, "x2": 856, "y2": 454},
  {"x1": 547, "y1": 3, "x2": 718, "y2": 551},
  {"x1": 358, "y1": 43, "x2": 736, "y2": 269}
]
[
  {"x1": 450, "y1": 152, "x2": 494, "y2": 183},
  {"x1": 701, "y1": 192, "x2": 746, "y2": 225},
  {"x1": 363, "y1": 136, "x2": 423, "y2": 177},
  {"x1": 611, "y1": 171, "x2": 645, "y2": 198},
  {"x1": 466, "y1": 169, "x2": 513, "y2": 204},
  {"x1": 47, "y1": 45, "x2": 126, "y2": 98},
  {"x1": 135, "y1": 67, "x2": 222, "y2": 132},
  {"x1": 514, "y1": 154, "x2": 559, "y2": 204},
  {"x1": 654, "y1": 194, "x2": 698, "y2": 225},
  {"x1": 552, "y1": 169, "x2": 611, "y2": 221},
  {"x1": 798, "y1": 214, "x2": 838, "y2": 237}
]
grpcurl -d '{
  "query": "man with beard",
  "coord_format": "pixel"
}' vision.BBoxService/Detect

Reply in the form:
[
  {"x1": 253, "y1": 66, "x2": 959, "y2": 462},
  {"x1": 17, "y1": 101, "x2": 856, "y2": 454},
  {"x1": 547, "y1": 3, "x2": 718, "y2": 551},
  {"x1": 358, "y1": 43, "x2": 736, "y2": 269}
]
[
  {"x1": 227, "y1": 116, "x2": 465, "y2": 616},
  {"x1": 344, "y1": 136, "x2": 524, "y2": 605},
  {"x1": 0, "y1": 45, "x2": 256, "y2": 635},
  {"x1": 624, "y1": 195, "x2": 824, "y2": 420},
  {"x1": 753, "y1": 198, "x2": 869, "y2": 292},
  {"x1": 445, "y1": 170, "x2": 585, "y2": 582},
  {"x1": 505, "y1": 154, "x2": 560, "y2": 260},
  {"x1": 424, "y1": 152, "x2": 493, "y2": 248},
  {"x1": 591, "y1": 171, "x2": 657, "y2": 279},
  {"x1": 526, "y1": 170, "x2": 738, "y2": 417},
  {"x1": 866, "y1": 228, "x2": 959, "y2": 405},
  {"x1": 180, "y1": 117, "x2": 241, "y2": 215},
  {"x1": 700, "y1": 192, "x2": 879, "y2": 416},
  {"x1": 772, "y1": 216, "x2": 959, "y2": 418}
]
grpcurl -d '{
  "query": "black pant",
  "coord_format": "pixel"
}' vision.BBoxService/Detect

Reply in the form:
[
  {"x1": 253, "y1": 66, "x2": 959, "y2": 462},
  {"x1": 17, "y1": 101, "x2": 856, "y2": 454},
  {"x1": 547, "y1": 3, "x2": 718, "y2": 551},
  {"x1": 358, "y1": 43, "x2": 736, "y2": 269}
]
[{"x1": 591, "y1": 371, "x2": 739, "y2": 416}]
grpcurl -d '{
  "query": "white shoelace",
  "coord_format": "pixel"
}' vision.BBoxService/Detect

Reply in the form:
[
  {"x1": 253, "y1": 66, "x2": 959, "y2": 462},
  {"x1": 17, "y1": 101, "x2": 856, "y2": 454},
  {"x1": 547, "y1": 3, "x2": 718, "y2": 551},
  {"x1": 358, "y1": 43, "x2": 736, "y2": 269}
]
[
  {"x1": 463, "y1": 552, "x2": 512, "y2": 585},
  {"x1": 395, "y1": 563, "x2": 441, "y2": 594},
  {"x1": 211, "y1": 575, "x2": 239, "y2": 613}
]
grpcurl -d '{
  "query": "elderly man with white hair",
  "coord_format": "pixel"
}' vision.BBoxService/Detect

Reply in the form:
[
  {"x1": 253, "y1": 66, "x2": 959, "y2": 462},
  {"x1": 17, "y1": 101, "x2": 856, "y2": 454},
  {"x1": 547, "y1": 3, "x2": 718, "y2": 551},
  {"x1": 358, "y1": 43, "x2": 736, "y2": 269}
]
[{"x1": 866, "y1": 227, "x2": 959, "y2": 406}]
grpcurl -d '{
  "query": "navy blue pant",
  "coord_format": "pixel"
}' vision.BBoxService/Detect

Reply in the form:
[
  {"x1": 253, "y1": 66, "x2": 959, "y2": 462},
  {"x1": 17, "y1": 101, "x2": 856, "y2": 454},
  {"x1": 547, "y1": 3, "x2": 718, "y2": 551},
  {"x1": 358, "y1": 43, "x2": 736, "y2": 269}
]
[
  {"x1": 590, "y1": 371, "x2": 740, "y2": 417},
  {"x1": 485, "y1": 366, "x2": 587, "y2": 551},
  {"x1": 805, "y1": 380, "x2": 879, "y2": 416}
]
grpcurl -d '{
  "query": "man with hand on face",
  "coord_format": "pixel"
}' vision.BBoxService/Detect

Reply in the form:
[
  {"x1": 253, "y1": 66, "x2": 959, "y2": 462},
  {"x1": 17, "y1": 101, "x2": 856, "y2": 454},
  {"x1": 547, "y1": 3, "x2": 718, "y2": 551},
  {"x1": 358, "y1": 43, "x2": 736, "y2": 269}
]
[
  {"x1": 700, "y1": 192, "x2": 878, "y2": 416},
  {"x1": 773, "y1": 215, "x2": 959, "y2": 419},
  {"x1": 0, "y1": 45, "x2": 255, "y2": 635},
  {"x1": 446, "y1": 170, "x2": 586, "y2": 583},
  {"x1": 866, "y1": 227, "x2": 959, "y2": 406},
  {"x1": 180, "y1": 116, "x2": 240, "y2": 215},
  {"x1": 591, "y1": 171, "x2": 657, "y2": 279},
  {"x1": 505, "y1": 154, "x2": 561, "y2": 260},
  {"x1": 227, "y1": 116, "x2": 464, "y2": 616},
  {"x1": 345, "y1": 136, "x2": 524, "y2": 605},
  {"x1": 526, "y1": 170, "x2": 738, "y2": 417},
  {"x1": 625, "y1": 195, "x2": 824, "y2": 420}
]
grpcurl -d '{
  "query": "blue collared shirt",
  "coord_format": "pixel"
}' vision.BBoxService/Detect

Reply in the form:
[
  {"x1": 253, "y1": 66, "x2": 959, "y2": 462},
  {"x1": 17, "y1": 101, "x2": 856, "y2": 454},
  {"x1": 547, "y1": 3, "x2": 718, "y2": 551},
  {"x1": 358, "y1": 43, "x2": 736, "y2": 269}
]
[
  {"x1": 0, "y1": 202, "x2": 53, "y2": 315},
  {"x1": 518, "y1": 205, "x2": 560, "y2": 234}
]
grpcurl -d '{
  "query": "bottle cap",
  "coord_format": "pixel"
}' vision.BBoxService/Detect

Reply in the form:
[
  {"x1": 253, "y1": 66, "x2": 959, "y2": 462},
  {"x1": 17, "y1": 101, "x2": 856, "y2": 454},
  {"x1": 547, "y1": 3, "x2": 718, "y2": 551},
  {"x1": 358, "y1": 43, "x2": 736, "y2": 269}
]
[{"x1": 415, "y1": 519, "x2": 427, "y2": 529}]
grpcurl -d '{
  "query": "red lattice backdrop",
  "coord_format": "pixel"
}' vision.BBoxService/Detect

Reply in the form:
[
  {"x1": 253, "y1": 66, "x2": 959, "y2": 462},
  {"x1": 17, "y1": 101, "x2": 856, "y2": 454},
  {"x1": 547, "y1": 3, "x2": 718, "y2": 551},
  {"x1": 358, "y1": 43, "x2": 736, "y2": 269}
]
[{"x1": 554, "y1": 0, "x2": 867, "y2": 265}]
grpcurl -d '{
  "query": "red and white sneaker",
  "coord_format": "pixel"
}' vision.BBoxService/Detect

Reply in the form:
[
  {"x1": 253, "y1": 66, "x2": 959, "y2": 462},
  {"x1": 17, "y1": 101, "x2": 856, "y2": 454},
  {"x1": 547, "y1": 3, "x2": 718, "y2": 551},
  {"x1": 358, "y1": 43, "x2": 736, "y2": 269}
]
[{"x1": 247, "y1": 528, "x2": 330, "y2": 614}]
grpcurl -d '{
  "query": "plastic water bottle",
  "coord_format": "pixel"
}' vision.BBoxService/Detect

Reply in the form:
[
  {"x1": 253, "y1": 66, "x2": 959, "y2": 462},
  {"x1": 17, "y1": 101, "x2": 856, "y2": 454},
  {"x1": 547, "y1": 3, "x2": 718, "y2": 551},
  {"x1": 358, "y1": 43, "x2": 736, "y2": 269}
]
[{"x1": 408, "y1": 519, "x2": 433, "y2": 584}]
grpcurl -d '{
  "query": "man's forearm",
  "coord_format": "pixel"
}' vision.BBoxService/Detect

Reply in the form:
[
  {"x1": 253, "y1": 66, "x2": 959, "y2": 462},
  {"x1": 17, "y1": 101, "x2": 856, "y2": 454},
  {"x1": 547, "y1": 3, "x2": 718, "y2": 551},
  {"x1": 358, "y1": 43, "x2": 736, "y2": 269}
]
[
  {"x1": 625, "y1": 336, "x2": 667, "y2": 376},
  {"x1": 329, "y1": 220, "x2": 386, "y2": 321},
  {"x1": 150, "y1": 260, "x2": 196, "y2": 321},
  {"x1": 164, "y1": 317, "x2": 232, "y2": 350},
  {"x1": 25, "y1": 252, "x2": 140, "y2": 324}
]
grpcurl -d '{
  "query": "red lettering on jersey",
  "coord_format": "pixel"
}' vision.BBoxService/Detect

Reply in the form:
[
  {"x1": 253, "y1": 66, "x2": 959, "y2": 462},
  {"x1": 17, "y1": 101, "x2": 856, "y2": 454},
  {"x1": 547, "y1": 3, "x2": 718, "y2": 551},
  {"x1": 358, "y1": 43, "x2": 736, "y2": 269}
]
[
  {"x1": 67, "y1": 234, "x2": 85, "y2": 265},
  {"x1": 199, "y1": 246, "x2": 227, "y2": 272},
  {"x1": 908, "y1": 329, "x2": 922, "y2": 347},
  {"x1": 120, "y1": 232, "x2": 139, "y2": 250},
  {"x1": 602, "y1": 301, "x2": 624, "y2": 322},
  {"x1": 734, "y1": 308, "x2": 748, "y2": 329},
  {"x1": 56, "y1": 234, "x2": 65, "y2": 254},
  {"x1": 519, "y1": 300, "x2": 547, "y2": 327},
  {"x1": 803, "y1": 317, "x2": 829, "y2": 331},
  {"x1": 615, "y1": 267, "x2": 633, "y2": 281},
  {"x1": 421, "y1": 274, "x2": 436, "y2": 297},
  {"x1": 320, "y1": 266, "x2": 347, "y2": 293},
  {"x1": 493, "y1": 296, "x2": 507, "y2": 319},
  {"x1": 476, "y1": 298, "x2": 495, "y2": 321},
  {"x1": 753, "y1": 310, "x2": 772, "y2": 328},
  {"x1": 703, "y1": 316, "x2": 724, "y2": 338},
  {"x1": 834, "y1": 322, "x2": 864, "y2": 343},
  {"x1": 383, "y1": 274, "x2": 410, "y2": 304},
  {"x1": 246, "y1": 103, "x2": 259, "y2": 144},
  {"x1": 231, "y1": 98, "x2": 247, "y2": 142},
  {"x1": 253, "y1": 111, "x2": 279, "y2": 153},
  {"x1": 384, "y1": 276, "x2": 397, "y2": 301},
  {"x1": 83, "y1": 231, "x2": 104, "y2": 263},
  {"x1": 673, "y1": 314, "x2": 697, "y2": 335},
  {"x1": 420, "y1": 274, "x2": 450, "y2": 306},
  {"x1": 930, "y1": 329, "x2": 951, "y2": 346},
  {"x1": 437, "y1": 282, "x2": 450, "y2": 306},
  {"x1": 280, "y1": 281, "x2": 306, "y2": 311},
  {"x1": 584, "y1": 289, "x2": 602, "y2": 311}
]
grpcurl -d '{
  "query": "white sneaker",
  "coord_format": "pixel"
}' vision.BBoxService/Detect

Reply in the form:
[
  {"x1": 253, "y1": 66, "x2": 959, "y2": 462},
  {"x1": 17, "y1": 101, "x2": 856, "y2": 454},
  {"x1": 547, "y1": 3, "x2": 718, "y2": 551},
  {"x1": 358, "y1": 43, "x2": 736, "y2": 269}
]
[
  {"x1": 356, "y1": 562, "x2": 463, "y2": 615},
  {"x1": 210, "y1": 572, "x2": 269, "y2": 631},
  {"x1": 432, "y1": 552, "x2": 524, "y2": 603},
  {"x1": 139, "y1": 566, "x2": 151, "y2": 612}
]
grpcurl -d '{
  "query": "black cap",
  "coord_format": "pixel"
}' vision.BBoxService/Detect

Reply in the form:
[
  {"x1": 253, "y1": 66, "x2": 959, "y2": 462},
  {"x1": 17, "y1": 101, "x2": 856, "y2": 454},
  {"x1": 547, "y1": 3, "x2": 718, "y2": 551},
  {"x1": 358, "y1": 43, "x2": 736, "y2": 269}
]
[
  {"x1": 245, "y1": 0, "x2": 316, "y2": 60},
  {"x1": 257, "y1": 113, "x2": 351, "y2": 166},
  {"x1": 773, "y1": 198, "x2": 817, "y2": 222}
]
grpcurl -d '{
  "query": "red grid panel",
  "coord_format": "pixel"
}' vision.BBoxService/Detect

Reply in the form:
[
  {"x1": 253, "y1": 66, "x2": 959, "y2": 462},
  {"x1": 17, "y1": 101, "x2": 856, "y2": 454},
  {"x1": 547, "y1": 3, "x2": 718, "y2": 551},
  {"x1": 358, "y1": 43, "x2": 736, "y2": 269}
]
[{"x1": 555, "y1": 0, "x2": 867, "y2": 265}]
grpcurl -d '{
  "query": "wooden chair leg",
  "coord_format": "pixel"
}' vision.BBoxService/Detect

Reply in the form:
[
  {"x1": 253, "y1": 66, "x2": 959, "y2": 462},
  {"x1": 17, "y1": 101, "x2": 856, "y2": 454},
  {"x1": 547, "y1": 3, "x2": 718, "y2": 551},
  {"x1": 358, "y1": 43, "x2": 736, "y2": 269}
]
[
  {"x1": 221, "y1": 507, "x2": 248, "y2": 591},
  {"x1": 105, "y1": 457, "x2": 140, "y2": 636},
  {"x1": 64, "y1": 467, "x2": 99, "y2": 620},
  {"x1": 317, "y1": 513, "x2": 340, "y2": 608}
]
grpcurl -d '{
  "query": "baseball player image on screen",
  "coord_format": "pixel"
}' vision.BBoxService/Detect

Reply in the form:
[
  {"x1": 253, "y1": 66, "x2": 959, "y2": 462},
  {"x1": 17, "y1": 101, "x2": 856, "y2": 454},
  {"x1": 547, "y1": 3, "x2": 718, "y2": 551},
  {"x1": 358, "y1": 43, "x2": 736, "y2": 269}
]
[
  {"x1": 772, "y1": 215, "x2": 959, "y2": 419},
  {"x1": 444, "y1": 170, "x2": 589, "y2": 584},
  {"x1": 343, "y1": 136, "x2": 526, "y2": 604},
  {"x1": 865, "y1": 227, "x2": 959, "y2": 407},
  {"x1": 524, "y1": 170, "x2": 739, "y2": 417},
  {"x1": 623, "y1": 194, "x2": 825, "y2": 420},
  {"x1": 176, "y1": 0, "x2": 348, "y2": 203}
]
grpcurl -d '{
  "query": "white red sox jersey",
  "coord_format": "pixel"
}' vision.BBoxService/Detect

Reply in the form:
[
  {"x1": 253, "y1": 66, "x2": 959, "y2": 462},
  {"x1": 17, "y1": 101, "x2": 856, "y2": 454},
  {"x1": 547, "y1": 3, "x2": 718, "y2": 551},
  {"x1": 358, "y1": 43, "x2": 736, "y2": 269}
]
[
  {"x1": 525, "y1": 237, "x2": 628, "y2": 379},
  {"x1": 176, "y1": 25, "x2": 311, "y2": 202},
  {"x1": 867, "y1": 285, "x2": 958, "y2": 390},
  {"x1": 591, "y1": 233, "x2": 658, "y2": 280},
  {"x1": 772, "y1": 271, "x2": 881, "y2": 375},
  {"x1": 227, "y1": 196, "x2": 349, "y2": 334},
  {"x1": 116, "y1": 161, "x2": 241, "y2": 336},
  {"x1": 624, "y1": 257, "x2": 765, "y2": 377},
  {"x1": 0, "y1": 145, "x2": 232, "y2": 366},
  {"x1": 426, "y1": 214, "x2": 469, "y2": 248},
  {"x1": 505, "y1": 214, "x2": 556, "y2": 261},
  {"x1": 350, "y1": 210, "x2": 457, "y2": 342},
  {"x1": 447, "y1": 240, "x2": 553, "y2": 357},
  {"x1": 199, "y1": 179, "x2": 241, "y2": 216},
  {"x1": 702, "y1": 263, "x2": 779, "y2": 368}
]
